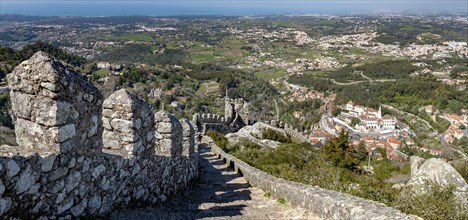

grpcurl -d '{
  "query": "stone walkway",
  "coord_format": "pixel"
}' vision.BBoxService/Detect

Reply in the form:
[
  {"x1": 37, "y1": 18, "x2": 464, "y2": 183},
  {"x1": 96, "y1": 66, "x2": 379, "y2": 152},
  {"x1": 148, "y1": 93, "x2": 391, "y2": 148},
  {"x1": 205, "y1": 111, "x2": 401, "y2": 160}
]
[{"x1": 110, "y1": 143, "x2": 321, "y2": 220}]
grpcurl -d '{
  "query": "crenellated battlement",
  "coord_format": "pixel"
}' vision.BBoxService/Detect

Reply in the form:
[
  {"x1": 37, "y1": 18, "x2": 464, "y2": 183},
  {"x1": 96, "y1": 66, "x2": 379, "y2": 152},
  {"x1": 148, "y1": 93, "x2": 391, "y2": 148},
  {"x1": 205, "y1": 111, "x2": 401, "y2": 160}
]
[
  {"x1": 0, "y1": 52, "x2": 199, "y2": 218},
  {"x1": 263, "y1": 120, "x2": 310, "y2": 144},
  {"x1": 198, "y1": 113, "x2": 231, "y2": 124}
]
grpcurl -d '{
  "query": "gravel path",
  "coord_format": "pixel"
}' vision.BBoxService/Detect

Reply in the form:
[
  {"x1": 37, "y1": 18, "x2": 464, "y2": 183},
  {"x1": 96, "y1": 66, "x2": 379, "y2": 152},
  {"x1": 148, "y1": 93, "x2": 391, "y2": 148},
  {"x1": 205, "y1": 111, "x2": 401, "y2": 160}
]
[{"x1": 110, "y1": 143, "x2": 321, "y2": 220}]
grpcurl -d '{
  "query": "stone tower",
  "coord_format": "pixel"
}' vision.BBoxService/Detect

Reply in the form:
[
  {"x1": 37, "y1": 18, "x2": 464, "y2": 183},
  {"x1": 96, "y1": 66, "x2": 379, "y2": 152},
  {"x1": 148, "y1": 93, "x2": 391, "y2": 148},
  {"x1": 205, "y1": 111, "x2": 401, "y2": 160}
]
[{"x1": 224, "y1": 89, "x2": 234, "y2": 120}]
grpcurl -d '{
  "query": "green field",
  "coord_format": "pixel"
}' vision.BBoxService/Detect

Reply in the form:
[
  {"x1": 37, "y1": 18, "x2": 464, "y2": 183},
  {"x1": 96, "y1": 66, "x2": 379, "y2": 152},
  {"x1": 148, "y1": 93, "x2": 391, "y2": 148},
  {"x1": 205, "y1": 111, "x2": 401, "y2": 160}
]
[
  {"x1": 255, "y1": 67, "x2": 287, "y2": 80},
  {"x1": 93, "y1": 68, "x2": 110, "y2": 77},
  {"x1": 191, "y1": 52, "x2": 215, "y2": 63},
  {"x1": 122, "y1": 34, "x2": 153, "y2": 41}
]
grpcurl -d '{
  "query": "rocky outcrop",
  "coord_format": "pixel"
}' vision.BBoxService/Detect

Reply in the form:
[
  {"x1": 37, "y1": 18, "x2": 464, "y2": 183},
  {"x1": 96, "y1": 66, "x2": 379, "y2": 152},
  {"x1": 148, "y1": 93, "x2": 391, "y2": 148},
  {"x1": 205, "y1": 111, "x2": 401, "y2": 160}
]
[
  {"x1": 0, "y1": 52, "x2": 199, "y2": 218},
  {"x1": 408, "y1": 156, "x2": 468, "y2": 190},
  {"x1": 225, "y1": 122, "x2": 286, "y2": 148},
  {"x1": 7, "y1": 52, "x2": 103, "y2": 155},
  {"x1": 407, "y1": 156, "x2": 468, "y2": 211}
]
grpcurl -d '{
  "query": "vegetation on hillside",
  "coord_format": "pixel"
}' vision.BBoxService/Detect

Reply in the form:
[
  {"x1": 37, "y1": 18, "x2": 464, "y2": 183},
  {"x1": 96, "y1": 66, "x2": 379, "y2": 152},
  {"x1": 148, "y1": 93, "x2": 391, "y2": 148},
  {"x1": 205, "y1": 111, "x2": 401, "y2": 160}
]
[
  {"x1": 0, "y1": 42, "x2": 87, "y2": 80},
  {"x1": 207, "y1": 130, "x2": 468, "y2": 219}
]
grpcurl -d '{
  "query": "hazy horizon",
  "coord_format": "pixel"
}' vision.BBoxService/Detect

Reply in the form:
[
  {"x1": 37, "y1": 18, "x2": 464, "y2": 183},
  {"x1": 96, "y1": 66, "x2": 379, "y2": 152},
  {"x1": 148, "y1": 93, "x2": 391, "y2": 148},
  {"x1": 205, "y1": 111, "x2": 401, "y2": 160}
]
[{"x1": 1, "y1": 0, "x2": 467, "y2": 17}]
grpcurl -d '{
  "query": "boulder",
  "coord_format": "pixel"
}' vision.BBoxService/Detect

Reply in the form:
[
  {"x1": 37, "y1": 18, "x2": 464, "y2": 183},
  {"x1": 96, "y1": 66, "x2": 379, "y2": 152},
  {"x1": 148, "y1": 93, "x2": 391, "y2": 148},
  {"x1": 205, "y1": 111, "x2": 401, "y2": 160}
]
[
  {"x1": 225, "y1": 122, "x2": 286, "y2": 149},
  {"x1": 408, "y1": 156, "x2": 468, "y2": 192}
]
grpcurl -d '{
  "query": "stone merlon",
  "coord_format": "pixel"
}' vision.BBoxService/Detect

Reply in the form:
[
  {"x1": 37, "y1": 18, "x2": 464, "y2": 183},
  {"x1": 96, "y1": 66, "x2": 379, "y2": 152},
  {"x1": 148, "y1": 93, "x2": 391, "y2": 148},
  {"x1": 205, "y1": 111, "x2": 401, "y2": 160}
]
[{"x1": 8, "y1": 52, "x2": 103, "y2": 155}]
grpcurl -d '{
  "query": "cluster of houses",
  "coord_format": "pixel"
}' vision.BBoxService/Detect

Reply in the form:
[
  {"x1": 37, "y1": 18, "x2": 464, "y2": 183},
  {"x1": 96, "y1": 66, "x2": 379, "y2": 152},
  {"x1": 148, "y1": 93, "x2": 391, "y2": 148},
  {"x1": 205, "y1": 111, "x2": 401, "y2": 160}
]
[
  {"x1": 342, "y1": 100, "x2": 397, "y2": 133},
  {"x1": 308, "y1": 101, "x2": 468, "y2": 160},
  {"x1": 308, "y1": 101, "x2": 412, "y2": 161},
  {"x1": 318, "y1": 31, "x2": 468, "y2": 60},
  {"x1": 349, "y1": 136, "x2": 407, "y2": 160},
  {"x1": 286, "y1": 85, "x2": 336, "y2": 103},
  {"x1": 441, "y1": 113, "x2": 468, "y2": 143}
]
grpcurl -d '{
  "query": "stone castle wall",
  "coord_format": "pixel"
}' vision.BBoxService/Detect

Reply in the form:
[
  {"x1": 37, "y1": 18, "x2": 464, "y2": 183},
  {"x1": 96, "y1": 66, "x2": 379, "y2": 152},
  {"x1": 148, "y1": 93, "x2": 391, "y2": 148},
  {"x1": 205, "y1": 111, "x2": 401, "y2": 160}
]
[
  {"x1": 206, "y1": 136, "x2": 421, "y2": 220},
  {"x1": 263, "y1": 120, "x2": 310, "y2": 144},
  {"x1": 0, "y1": 52, "x2": 199, "y2": 218},
  {"x1": 197, "y1": 113, "x2": 231, "y2": 125},
  {"x1": 194, "y1": 98, "x2": 251, "y2": 135}
]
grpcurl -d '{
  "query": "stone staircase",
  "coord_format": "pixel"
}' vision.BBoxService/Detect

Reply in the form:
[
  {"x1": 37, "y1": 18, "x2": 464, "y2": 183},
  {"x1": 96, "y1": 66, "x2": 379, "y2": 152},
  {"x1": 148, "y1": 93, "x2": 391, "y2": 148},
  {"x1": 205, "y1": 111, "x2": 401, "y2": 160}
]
[{"x1": 111, "y1": 141, "x2": 321, "y2": 220}]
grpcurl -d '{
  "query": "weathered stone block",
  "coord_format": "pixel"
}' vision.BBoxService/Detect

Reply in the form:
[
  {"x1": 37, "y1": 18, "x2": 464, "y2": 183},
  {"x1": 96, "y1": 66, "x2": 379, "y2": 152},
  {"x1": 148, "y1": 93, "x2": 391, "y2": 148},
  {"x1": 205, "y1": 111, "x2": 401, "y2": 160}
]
[
  {"x1": 180, "y1": 118, "x2": 196, "y2": 157},
  {"x1": 154, "y1": 111, "x2": 183, "y2": 157},
  {"x1": 16, "y1": 167, "x2": 36, "y2": 194},
  {"x1": 102, "y1": 89, "x2": 154, "y2": 157},
  {"x1": 10, "y1": 92, "x2": 34, "y2": 119},
  {"x1": 7, "y1": 160, "x2": 20, "y2": 177},
  {"x1": 157, "y1": 122, "x2": 173, "y2": 134},
  {"x1": 0, "y1": 197, "x2": 12, "y2": 216},
  {"x1": 8, "y1": 52, "x2": 103, "y2": 155},
  {"x1": 41, "y1": 154, "x2": 57, "y2": 172}
]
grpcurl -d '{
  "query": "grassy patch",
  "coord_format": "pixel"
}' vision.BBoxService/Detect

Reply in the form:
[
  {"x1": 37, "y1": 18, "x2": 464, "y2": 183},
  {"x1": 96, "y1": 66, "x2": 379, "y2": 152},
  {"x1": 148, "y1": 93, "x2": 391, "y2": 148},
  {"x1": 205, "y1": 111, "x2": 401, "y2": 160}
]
[
  {"x1": 277, "y1": 197, "x2": 286, "y2": 204},
  {"x1": 254, "y1": 67, "x2": 287, "y2": 80},
  {"x1": 191, "y1": 52, "x2": 215, "y2": 63},
  {"x1": 121, "y1": 34, "x2": 153, "y2": 41},
  {"x1": 349, "y1": 48, "x2": 366, "y2": 55},
  {"x1": 195, "y1": 83, "x2": 207, "y2": 97},
  {"x1": 93, "y1": 68, "x2": 109, "y2": 77}
]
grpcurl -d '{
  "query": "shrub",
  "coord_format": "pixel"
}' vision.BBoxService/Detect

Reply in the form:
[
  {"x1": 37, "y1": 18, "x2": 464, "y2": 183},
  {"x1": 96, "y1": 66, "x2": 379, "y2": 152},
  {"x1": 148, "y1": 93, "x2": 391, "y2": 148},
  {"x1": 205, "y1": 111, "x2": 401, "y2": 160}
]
[
  {"x1": 394, "y1": 184, "x2": 468, "y2": 220},
  {"x1": 262, "y1": 128, "x2": 290, "y2": 143},
  {"x1": 206, "y1": 130, "x2": 229, "y2": 151},
  {"x1": 277, "y1": 197, "x2": 286, "y2": 204}
]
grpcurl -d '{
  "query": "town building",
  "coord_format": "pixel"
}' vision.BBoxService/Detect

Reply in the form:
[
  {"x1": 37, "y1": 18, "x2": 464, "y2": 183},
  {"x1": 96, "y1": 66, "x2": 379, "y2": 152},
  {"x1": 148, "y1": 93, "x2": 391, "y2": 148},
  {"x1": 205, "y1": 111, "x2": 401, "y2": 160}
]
[{"x1": 344, "y1": 101, "x2": 396, "y2": 132}]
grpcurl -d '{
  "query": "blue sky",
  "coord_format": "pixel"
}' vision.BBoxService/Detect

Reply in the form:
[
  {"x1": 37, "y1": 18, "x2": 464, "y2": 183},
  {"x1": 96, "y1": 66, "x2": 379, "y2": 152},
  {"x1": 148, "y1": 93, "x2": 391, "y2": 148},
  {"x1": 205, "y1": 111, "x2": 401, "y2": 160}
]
[{"x1": 1, "y1": 1, "x2": 467, "y2": 16}]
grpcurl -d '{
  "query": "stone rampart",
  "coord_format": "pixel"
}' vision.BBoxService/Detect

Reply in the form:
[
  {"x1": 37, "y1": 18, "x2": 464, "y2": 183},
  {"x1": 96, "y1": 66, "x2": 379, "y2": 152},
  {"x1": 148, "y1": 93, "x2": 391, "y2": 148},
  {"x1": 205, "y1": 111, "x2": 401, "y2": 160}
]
[
  {"x1": 193, "y1": 112, "x2": 236, "y2": 135},
  {"x1": 0, "y1": 52, "x2": 198, "y2": 218},
  {"x1": 206, "y1": 136, "x2": 421, "y2": 220},
  {"x1": 264, "y1": 120, "x2": 310, "y2": 144},
  {"x1": 284, "y1": 125, "x2": 310, "y2": 144}
]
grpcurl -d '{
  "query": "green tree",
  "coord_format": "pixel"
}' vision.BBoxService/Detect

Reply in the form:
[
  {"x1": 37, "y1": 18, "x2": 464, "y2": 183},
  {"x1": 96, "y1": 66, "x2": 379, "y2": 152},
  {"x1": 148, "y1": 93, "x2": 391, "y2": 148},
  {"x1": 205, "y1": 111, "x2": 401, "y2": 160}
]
[
  {"x1": 350, "y1": 117, "x2": 361, "y2": 127},
  {"x1": 323, "y1": 131, "x2": 361, "y2": 170}
]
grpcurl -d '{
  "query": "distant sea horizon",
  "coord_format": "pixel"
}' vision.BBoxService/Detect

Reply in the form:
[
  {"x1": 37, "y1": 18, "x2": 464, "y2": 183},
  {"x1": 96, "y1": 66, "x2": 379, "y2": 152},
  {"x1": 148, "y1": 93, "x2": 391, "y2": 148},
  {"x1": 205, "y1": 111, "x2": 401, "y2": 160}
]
[{"x1": 1, "y1": 1, "x2": 467, "y2": 17}]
